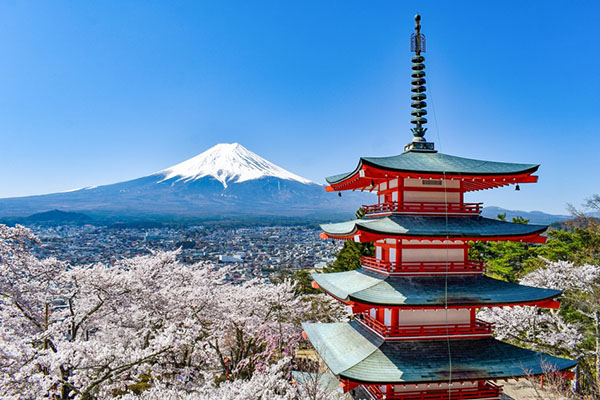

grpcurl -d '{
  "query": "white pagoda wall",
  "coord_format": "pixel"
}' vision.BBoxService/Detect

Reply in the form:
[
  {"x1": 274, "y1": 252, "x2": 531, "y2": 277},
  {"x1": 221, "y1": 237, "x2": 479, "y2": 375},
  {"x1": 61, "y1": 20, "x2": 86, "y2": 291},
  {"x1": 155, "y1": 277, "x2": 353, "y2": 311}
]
[
  {"x1": 403, "y1": 178, "x2": 461, "y2": 189},
  {"x1": 403, "y1": 190, "x2": 460, "y2": 203},
  {"x1": 375, "y1": 178, "x2": 464, "y2": 204},
  {"x1": 401, "y1": 247, "x2": 464, "y2": 262},
  {"x1": 397, "y1": 309, "x2": 470, "y2": 326},
  {"x1": 370, "y1": 308, "x2": 471, "y2": 326},
  {"x1": 374, "y1": 239, "x2": 468, "y2": 263}
]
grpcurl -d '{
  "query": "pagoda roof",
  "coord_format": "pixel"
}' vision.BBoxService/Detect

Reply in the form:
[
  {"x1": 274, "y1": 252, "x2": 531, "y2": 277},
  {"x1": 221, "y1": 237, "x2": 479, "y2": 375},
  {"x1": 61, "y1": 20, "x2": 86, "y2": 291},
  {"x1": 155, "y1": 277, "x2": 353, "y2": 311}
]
[
  {"x1": 326, "y1": 151, "x2": 539, "y2": 185},
  {"x1": 320, "y1": 215, "x2": 547, "y2": 242},
  {"x1": 302, "y1": 321, "x2": 576, "y2": 384},
  {"x1": 312, "y1": 269, "x2": 561, "y2": 307}
]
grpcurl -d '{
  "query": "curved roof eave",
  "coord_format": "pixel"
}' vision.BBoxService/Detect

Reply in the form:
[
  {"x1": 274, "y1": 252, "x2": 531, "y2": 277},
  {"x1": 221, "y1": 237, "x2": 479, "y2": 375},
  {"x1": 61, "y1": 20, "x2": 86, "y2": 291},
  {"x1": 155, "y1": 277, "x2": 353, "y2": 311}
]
[
  {"x1": 356, "y1": 224, "x2": 548, "y2": 240},
  {"x1": 320, "y1": 216, "x2": 548, "y2": 240},
  {"x1": 311, "y1": 271, "x2": 563, "y2": 307},
  {"x1": 303, "y1": 321, "x2": 577, "y2": 385},
  {"x1": 325, "y1": 152, "x2": 540, "y2": 185}
]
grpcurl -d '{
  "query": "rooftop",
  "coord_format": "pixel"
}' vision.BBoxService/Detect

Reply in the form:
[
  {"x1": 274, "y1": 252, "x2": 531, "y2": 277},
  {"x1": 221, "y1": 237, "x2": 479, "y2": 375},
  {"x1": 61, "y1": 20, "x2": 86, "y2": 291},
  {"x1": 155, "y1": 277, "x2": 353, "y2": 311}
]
[
  {"x1": 303, "y1": 321, "x2": 577, "y2": 384},
  {"x1": 311, "y1": 269, "x2": 561, "y2": 307},
  {"x1": 326, "y1": 151, "x2": 539, "y2": 185},
  {"x1": 320, "y1": 215, "x2": 547, "y2": 242}
]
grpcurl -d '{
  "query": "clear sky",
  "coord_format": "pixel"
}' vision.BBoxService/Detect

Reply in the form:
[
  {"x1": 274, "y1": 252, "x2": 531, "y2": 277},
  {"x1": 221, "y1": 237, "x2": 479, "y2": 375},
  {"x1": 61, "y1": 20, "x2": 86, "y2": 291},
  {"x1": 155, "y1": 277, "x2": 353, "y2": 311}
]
[{"x1": 0, "y1": 1, "x2": 598, "y2": 214}]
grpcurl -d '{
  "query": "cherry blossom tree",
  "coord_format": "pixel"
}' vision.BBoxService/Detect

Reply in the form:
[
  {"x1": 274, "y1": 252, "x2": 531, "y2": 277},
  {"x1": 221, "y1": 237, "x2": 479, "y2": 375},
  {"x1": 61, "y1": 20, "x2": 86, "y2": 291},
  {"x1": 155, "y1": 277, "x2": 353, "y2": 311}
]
[
  {"x1": 479, "y1": 259, "x2": 600, "y2": 393},
  {"x1": 117, "y1": 359, "x2": 298, "y2": 400},
  {"x1": 0, "y1": 224, "x2": 309, "y2": 399},
  {"x1": 115, "y1": 356, "x2": 348, "y2": 400}
]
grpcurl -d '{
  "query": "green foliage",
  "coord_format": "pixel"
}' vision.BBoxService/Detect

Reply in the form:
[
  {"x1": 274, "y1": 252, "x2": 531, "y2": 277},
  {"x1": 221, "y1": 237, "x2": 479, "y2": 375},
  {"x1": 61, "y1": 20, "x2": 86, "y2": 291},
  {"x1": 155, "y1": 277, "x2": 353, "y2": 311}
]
[
  {"x1": 323, "y1": 240, "x2": 374, "y2": 273},
  {"x1": 471, "y1": 215, "x2": 600, "y2": 282},
  {"x1": 496, "y1": 213, "x2": 529, "y2": 224},
  {"x1": 470, "y1": 240, "x2": 539, "y2": 282},
  {"x1": 324, "y1": 208, "x2": 374, "y2": 273},
  {"x1": 470, "y1": 215, "x2": 535, "y2": 281},
  {"x1": 540, "y1": 225, "x2": 600, "y2": 265},
  {"x1": 290, "y1": 269, "x2": 321, "y2": 295},
  {"x1": 511, "y1": 215, "x2": 530, "y2": 224}
]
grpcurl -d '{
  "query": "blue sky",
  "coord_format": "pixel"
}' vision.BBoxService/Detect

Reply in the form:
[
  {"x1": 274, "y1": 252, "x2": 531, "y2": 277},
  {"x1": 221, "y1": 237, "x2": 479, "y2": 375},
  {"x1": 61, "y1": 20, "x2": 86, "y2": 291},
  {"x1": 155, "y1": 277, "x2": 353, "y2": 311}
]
[{"x1": 0, "y1": 1, "x2": 598, "y2": 214}]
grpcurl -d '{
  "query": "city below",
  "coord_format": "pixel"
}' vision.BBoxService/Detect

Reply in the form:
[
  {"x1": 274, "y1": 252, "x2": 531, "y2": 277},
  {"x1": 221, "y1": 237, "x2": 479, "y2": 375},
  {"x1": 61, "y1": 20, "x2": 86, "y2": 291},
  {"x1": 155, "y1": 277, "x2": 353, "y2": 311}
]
[{"x1": 29, "y1": 223, "x2": 341, "y2": 281}]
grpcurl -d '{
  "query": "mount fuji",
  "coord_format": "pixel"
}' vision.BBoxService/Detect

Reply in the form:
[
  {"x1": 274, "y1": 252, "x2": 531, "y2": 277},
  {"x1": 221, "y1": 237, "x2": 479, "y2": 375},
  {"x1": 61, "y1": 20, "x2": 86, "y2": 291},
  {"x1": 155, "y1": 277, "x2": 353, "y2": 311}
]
[
  {"x1": 158, "y1": 143, "x2": 315, "y2": 188},
  {"x1": 0, "y1": 143, "x2": 369, "y2": 222}
]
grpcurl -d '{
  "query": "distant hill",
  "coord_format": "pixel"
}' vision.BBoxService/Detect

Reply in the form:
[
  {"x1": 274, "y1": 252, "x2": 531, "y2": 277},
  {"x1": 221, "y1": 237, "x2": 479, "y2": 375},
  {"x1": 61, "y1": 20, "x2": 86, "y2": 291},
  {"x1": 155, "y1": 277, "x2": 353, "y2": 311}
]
[
  {"x1": 482, "y1": 206, "x2": 570, "y2": 225},
  {"x1": 549, "y1": 216, "x2": 600, "y2": 230},
  {"x1": 1, "y1": 209, "x2": 95, "y2": 225}
]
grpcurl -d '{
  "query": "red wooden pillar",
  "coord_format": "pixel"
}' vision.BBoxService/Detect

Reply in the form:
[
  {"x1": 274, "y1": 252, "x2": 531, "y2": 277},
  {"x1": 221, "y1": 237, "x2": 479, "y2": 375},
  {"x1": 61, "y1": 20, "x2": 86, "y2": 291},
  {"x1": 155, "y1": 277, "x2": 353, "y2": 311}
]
[
  {"x1": 397, "y1": 239, "x2": 402, "y2": 269},
  {"x1": 399, "y1": 178, "x2": 404, "y2": 205},
  {"x1": 391, "y1": 307, "x2": 399, "y2": 327},
  {"x1": 376, "y1": 307, "x2": 385, "y2": 323},
  {"x1": 383, "y1": 244, "x2": 389, "y2": 264}
]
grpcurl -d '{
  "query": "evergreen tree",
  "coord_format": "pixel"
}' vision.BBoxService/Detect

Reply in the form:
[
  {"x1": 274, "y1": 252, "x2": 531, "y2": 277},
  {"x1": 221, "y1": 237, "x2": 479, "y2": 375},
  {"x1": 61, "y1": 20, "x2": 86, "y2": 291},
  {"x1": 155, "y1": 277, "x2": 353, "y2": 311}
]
[
  {"x1": 470, "y1": 214, "x2": 533, "y2": 281},
  {"x1": 324, "y1": 208, "x2": 374, "y2": 273}
]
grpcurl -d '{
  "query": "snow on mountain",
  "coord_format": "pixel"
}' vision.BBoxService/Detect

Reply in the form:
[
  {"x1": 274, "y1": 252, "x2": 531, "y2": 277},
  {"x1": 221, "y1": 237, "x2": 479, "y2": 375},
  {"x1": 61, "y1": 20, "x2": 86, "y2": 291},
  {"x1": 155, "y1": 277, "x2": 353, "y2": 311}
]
[
  {"x1": 156, "y1": 143, "x2": 316, "y2": 188},
  {"x1": 0, "y1": 142, "x2": 369, "y2": 220}
]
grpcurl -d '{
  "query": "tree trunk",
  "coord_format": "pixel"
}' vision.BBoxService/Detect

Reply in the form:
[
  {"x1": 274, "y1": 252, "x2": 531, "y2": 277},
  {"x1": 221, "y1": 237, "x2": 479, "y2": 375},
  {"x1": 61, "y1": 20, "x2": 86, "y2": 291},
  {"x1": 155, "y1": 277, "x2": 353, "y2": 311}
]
[
  {"x1": 596, "y1": 310, "x2": 600, "y2": 389},
  {"x1": 573, "y1": 360, "x2": 579, "y2": 393}
]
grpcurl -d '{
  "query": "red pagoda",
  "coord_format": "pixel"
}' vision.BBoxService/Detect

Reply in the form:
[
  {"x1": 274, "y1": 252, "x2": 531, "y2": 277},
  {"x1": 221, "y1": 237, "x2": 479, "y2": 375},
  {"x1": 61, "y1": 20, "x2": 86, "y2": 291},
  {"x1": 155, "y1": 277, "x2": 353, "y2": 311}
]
[{"x1": 302, "y1": 15, "x2": 576, "y2": 400}]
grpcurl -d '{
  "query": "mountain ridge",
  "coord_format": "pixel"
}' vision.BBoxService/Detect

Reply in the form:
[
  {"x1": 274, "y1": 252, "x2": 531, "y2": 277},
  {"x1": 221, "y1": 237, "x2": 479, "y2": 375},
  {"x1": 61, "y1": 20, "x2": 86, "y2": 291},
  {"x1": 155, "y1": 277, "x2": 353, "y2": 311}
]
[
  {"x1": 481, "y1": 206, "x2": 570, "y2": 225},
  {"x1": 0, "y1": 143, "x2": 369, "y2": 221}
]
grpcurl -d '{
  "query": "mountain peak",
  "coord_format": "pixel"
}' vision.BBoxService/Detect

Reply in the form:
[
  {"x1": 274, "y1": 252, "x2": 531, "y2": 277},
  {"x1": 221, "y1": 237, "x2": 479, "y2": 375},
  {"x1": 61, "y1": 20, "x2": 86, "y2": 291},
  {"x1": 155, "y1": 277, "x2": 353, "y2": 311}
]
[{"x1": 156, "y1": 143, "x2": 316, "y2": 188}]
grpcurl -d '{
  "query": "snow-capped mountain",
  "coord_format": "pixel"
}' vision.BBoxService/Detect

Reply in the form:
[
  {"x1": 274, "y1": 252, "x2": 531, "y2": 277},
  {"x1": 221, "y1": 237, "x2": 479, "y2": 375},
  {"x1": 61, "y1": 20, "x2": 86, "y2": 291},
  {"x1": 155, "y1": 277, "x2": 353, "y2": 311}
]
[
  {"x1": 0, "y1": 143, "x2": 370, "y2": 222},
  {"x1": 157, "y1": 143, "x2": 315, "y2": 188}
]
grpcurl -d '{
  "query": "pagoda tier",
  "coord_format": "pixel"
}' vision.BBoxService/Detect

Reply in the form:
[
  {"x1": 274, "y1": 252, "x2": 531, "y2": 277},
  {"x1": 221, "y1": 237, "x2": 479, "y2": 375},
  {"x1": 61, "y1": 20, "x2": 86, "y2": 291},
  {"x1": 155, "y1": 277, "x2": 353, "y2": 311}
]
[
  {"x1": 300, "y1": 14, "x2": 576, "y2": 400},
  {"x1": 302, "y1": 321, "x2": 577, "y2": 385},
  {"x1": 325, "y1": 152, "x2": 538, "y2": 193},
  {"x1": 320, "y1": 215, "x2": 547, "y2": 243},
  {"x1": 311, "y1": 269, "x2": 561, "y2": 310},
  {"x1": 363, "y1": 381, "x2": 504, "y2": 400}
]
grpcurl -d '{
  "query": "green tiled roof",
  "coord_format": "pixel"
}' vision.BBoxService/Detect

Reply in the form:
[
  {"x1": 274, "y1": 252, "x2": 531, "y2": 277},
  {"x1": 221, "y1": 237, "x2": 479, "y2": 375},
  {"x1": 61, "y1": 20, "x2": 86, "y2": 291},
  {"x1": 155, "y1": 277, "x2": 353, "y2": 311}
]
[
  {"x1": 312, "y1": 269, "x2": 561, "y2": 306},
  {"x1": 303, "y1": 321, "x2": 576, "y2": 383},
  {"x1": 326, "y1": 151, "x2": 539, "y2": 184},
  {"x1": 291, "y1": 371, "x2": 341, "y2": 394},
  {"x1": 320, "y1": 215, "x2": 547, "y2": 239}
]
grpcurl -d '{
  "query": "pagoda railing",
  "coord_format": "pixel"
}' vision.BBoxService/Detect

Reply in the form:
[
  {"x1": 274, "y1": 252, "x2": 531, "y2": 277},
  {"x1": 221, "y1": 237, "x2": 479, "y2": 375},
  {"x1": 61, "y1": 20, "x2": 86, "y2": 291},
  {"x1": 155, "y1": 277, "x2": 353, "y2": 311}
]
[
  {"x1": 365, "y1": 382, "x2": 502, "y2": 400},
  {"x1": 361, "y1": 257, "x2": 485, "y2": 275},
  {"x1": 362, "y1": 201, "x2": 482, "y2": 216},
  {"x1": 356, "y1": 312, "x2": 493, "y2": 339}
]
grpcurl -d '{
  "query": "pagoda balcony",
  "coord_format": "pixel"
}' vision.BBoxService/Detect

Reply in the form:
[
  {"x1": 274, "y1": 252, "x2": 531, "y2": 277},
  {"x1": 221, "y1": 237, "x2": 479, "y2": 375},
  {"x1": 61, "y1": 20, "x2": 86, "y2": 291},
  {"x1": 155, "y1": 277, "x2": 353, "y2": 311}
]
[
  {"x1": 361, "y1": 256, "x2": 485, "y2": 275},
  {"x1": 356, "y1": 312, "x2": 493, "y2": 340},
  {"x1": 362, "y1": 201, "x2": 482, "y2": 216},
  {"x1": 365, "y1": 381, "x2": 502, "y2": 400}
]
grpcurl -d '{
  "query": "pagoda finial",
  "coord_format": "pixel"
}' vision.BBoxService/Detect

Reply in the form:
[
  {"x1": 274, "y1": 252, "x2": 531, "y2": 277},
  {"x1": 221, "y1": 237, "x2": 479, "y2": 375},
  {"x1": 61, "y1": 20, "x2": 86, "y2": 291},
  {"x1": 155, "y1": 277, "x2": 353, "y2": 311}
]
[{"x1": 405, "y1": 13, "x2": 435, "y2": 152}]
